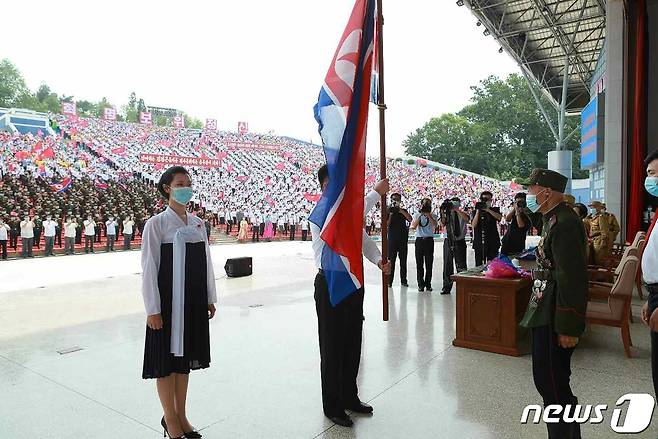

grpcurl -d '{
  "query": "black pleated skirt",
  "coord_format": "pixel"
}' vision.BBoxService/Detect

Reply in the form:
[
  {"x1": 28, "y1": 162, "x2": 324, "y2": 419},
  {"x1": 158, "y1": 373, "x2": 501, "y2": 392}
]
[{"x1": 142, "y1": 242, "x2": 211, "y2": 379}]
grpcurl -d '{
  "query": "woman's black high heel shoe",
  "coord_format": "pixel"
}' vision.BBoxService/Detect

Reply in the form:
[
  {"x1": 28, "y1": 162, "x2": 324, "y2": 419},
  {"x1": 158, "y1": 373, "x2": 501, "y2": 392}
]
[
  {"x1": 161, "y1": 416, "x2": 185, "y2": 439},
  {"x1": 183, "y1": 429, "x2": 202, "y2": 439}
]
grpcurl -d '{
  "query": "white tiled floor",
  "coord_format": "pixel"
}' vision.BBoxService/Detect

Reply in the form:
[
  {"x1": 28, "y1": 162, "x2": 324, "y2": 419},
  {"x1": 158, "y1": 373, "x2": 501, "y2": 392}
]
[{"x1": 0, "y1": 240, "x2": 655, "y2": 438}]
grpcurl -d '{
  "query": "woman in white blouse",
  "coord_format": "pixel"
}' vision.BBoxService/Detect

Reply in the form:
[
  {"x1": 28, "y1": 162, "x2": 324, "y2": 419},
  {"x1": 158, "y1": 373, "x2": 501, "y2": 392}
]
[{"x1": 141, "y1": 166, "x2": 217, "y2": 439}]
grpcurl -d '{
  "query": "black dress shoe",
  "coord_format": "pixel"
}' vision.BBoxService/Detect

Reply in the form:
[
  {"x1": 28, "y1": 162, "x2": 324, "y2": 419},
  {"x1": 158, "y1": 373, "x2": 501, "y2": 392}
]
[
  {"x1": 426, "y1": 286, "x2": 433, "y2": 292},
  {"x1": 418, "y1": 287, "x2": 424, "y2": 292},
  {"x1": 401, "y1": 282, "x2": 409, "y2": 287},
  {"x1": 184, "y1": 430, "x2": 202, "y2": 438},
  {"x1": 440, "y1": 290, "x2": 450, "y2": 295},
  {"x1": 346, "y1": 402, "x2": 373, "y2": 414},
  {"x1": 327, "y1": 413, "x2": 353, "y2": 427}
]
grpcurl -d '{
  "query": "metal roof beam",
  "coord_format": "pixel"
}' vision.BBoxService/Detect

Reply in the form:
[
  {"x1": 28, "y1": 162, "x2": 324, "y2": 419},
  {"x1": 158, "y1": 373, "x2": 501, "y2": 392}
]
[
  {"x1": 498, "y1": 13, "x2": 603, "y2": 38},
  {"x1": 527, "y1": 0, "x2": 594, "y2": 87}
]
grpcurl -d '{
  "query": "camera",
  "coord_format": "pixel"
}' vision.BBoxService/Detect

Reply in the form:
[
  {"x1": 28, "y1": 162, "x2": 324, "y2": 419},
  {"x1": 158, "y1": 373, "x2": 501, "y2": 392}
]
[
  {"x1": 475, "y1": 201, "x2": 487, "y2": 210},
  {"x1": 440, "y1": 199, "x2": 454, "y2": 212},
  {"x1": 420, "y1": 199, "x2": 432, "y2": 214}
]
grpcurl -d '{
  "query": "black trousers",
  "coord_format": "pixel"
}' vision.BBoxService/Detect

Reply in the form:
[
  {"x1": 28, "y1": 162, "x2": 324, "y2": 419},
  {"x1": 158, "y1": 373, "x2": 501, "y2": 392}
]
[
  {"x1": 314, "y1": 272, "x2": 364, "y2": 417},
  {"x1": 290, "y1": 225, "x2": 296, "y2": 241},
  {"x1": 388, "y1": 237, "x2": 408, "y2": 285},
  {"x1": 84, "y1": 235, "x2": 95, "y2": 252},
  {"x1": 415, "y1": 237, "x2": 434, "y2": 289},
  {"x1": 531, "y1": 326, "x2": 581, "y2": 439},
  {"x1": 442, "y1": 239, "x2": 467, "y2": 293},
  {"x1": 648, "y1": 289, "x2": 658, "y2": 399},
  {"x1": 252, "y1": 227, "x2": 259, "y2": 242},
  {"x1": 474, "y1": 243, "x2": 499, "y2": 266},
  {"x1": 0, "y1": 239, "x2": 6, "y2": 259},
  {"x1": 226, "y1": 220, "x2": 233, "y2": 233},
  {"x1": 301, "y1": 230, "x2": 308, "y2": 241},
  {"x1": 10, "y1": 232, "x2": 18, "y2": 249}
]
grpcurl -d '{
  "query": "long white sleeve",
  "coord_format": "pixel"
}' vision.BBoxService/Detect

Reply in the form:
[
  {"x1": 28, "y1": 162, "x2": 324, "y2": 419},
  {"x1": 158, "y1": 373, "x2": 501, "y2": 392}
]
[
  {"x1": 362, "y1": 229, "x2": 382, "y2": 266},
  {"x1": 141, "y1": 217, "x2": 162, "y2": 316},
  {"x1": 204, "y1": 229, "x2": 218, "y2": 304},
  {"x1": 364, "y1": 190, "x2": 379, "y2": 217}
]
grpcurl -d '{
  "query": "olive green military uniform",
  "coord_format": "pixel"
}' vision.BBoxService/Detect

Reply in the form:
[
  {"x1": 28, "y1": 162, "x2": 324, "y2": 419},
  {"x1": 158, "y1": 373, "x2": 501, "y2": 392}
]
[
  {"x1": 520, "y1": 202, "x2": 588, "y2": 335},
  {"x1": 588, "y1": 209, "x2": 618, "y2": 265},
  {"x1": 516, "y1": 168, "x2": 588, "y2": 439}
]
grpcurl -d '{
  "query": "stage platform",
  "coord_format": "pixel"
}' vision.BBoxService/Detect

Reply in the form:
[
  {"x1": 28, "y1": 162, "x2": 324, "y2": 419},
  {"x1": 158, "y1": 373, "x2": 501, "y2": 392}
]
[{"x1": 0, "y1": 241, "x2": 655, "y2": 438}]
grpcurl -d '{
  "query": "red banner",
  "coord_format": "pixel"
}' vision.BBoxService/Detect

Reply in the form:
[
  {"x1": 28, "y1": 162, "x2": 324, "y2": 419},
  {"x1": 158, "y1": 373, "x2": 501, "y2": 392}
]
[
  {"x1": 61, "y1": 102, "x2": 76, "y2": 115},
  {"x1": 139, "y1": 153, "x2": 223, "y2": 168},
  {"x1": 304, "y1": 192, "x2": 321, "y2": 203},
  {"x1": 224, "y1": 141, "x2": 280, "y2": 151},
  {"x1": 205, "y1": 118, "x2": 217, "y2": 130},
  {"x1": 139, "y1": 112, "x2": 152, "y2": 125},
  {"x1": 173, "y1": 115, "x2": 185, "y2": 128},
  {"x1": 103, "y1": 107, "x2": 117, "y2": 121}
]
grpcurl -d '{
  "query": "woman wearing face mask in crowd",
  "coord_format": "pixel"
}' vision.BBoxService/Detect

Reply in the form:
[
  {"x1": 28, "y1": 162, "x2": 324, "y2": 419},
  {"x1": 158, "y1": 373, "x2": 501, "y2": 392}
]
[{"x1": 141, "y1": 166, "x2": 218, "y2": 439}]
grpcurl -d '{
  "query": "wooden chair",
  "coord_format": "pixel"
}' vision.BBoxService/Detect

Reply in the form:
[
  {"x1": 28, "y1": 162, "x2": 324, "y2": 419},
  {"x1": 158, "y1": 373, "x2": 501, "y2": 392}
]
[
  {"x1": 635, "y1": 238, "x2": 647, "y2": 299},
  {"x1": 599, "y1": 231, "x2": 645, "y2": 268},
  {"x1": 588, "y1": 245, "x2": 638, "y2": 286},
  {"x1": 586, "y1": 256, "x2": 639, "y2": 358}
]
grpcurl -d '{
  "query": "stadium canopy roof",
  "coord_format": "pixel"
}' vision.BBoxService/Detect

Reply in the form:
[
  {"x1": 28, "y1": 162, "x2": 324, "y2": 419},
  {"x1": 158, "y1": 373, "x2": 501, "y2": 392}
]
[{"x1": 462, "y1": 0, "x2": 606, "y2": 114}]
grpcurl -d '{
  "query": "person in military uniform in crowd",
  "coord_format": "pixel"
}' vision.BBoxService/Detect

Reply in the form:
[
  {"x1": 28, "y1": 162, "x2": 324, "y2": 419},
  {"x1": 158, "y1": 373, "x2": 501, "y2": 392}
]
[
  {"x1": 601, "y1": 202, "x2": 620, "y2": 246},
  {"x1": 587, "y1": 200, "x2": 620, "y2": 265},
  {"x1": 517, "y1": 169, "x2": 588, "y2": 439}
]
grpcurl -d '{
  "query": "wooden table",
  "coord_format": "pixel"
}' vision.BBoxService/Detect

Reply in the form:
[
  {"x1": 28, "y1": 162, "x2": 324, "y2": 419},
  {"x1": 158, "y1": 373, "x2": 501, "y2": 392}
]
[{"x1": 451, "y1": 271, "x2": 532, "y2": 357}]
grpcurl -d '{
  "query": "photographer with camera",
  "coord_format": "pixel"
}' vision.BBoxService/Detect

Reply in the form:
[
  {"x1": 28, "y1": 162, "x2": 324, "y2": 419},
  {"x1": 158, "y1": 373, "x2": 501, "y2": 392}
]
[
  {"x1": 411, "y1": 197, "x2": 438, "y2": 292},
  {"x1": 440, "y1": 197, "x2": 469, "y2": 295},
  {"x1": 387, "y1": 193, "x2": 412, "y2": 287},
  {"x1": 500, "y1": 193, "x2": 531, "y2": 256},
  {"x1": 470, "y1": 191, "x2": 502, "y2": 266}
]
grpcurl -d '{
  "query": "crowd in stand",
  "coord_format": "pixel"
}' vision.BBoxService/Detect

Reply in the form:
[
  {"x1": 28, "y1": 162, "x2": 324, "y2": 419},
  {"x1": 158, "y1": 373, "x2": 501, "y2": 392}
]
[{"x1": 0, "y1": 114, "x2": 515, "y2": 259}]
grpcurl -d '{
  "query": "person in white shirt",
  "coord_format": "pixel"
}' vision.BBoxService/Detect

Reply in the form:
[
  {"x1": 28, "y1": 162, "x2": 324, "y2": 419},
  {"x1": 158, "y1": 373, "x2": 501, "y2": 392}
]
[
  {"x1": 0, "y1": 218, "x2": 9, "y2": 260},
  {"x1": 83, "y1": 216, "x2": 96, "y2": 253},
  {"x1": 289, "y1": 214, "x2": 298, "y2": 241},
  {"x1": 43, "y1": 215, "x2": 58, "y2": 257},
  {"x1": 64, "y1": 217, "x2": 77, "y2": 255},
  {"x1": 123, "y1": 216, "x2": 135, "y2": 251},
  {"x1": 300, "y1": 217, "x2": 309, "y2": 242},
  {"x1": 311, "y1": 165, "x2": 391, "y2": 427},
  {"x1": 640, "y1": 150, "x2": 658, "y2": 398},
  {"x1": 105, "y1": 216, "x2": 118, "y2": 252},
  {"x1": 141, "y1": 166, "x2": 217, "y2": 439},
  {"x1": 20, "y1": 215, "x2": 35, "y2": 258}
]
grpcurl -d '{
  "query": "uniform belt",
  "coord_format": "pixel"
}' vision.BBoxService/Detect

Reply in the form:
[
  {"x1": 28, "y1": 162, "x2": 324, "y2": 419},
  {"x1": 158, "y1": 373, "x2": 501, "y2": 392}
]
[{"x1": 415, "y1": 236, "x2": 433, "y2": 240}]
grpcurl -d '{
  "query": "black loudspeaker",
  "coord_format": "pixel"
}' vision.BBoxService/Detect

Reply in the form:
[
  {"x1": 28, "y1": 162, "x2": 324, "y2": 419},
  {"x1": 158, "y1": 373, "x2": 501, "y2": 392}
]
[{"x1": 224, "y1": 257, "x2": 252, "y2": 278}]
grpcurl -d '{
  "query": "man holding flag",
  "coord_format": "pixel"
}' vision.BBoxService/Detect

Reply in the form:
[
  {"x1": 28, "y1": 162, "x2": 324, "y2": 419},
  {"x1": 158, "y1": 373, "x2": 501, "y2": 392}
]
[{"x1": 309, "y1": 0, "x2": 390, "y2": 428}]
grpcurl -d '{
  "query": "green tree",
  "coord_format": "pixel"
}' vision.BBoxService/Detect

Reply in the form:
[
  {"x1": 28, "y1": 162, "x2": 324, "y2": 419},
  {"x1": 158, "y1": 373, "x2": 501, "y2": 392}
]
[
  {"x1": 155, "y1": 115, "x2": 169, "y2": 127},
  {"x1": 0, "y1": 59, "x2": 31, "y2": 108},
  {"x1": 184, "y1": 114, "x2": 203, "y2": 129},
  {"x1": 36, "y1": 83, "x2": 51, "y2": 102},
  {"x1": 136, "y1": 98, "x2": 147, "y2": 114},
  {"x1": 404, "y1": 74, "x2": 587, "y2": 180}
]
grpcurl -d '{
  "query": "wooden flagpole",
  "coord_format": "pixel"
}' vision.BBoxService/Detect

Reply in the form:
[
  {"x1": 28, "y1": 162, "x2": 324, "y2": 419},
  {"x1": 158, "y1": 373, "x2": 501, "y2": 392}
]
[{"x1": 376, "y1": 0, "x2": 389, "y2": 322}]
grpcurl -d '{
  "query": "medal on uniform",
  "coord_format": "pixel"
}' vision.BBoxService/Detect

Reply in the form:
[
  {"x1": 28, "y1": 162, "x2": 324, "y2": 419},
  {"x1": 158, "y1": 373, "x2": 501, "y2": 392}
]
[{"x1": 530, "y1": 269, "x2": 548, "y2": 308}]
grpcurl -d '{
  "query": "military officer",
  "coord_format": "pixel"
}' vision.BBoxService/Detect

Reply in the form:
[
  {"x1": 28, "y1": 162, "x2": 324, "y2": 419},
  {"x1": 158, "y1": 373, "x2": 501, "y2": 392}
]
[
  {"x1": 517, "y1": 169, "x2": 588, "y2": 439},
  {"x1": 601, "y1": 203, "x2": 621, "y2": 246},
  {"x1": 587, "y1": 200, "x2": 619, "y2": 265}
]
